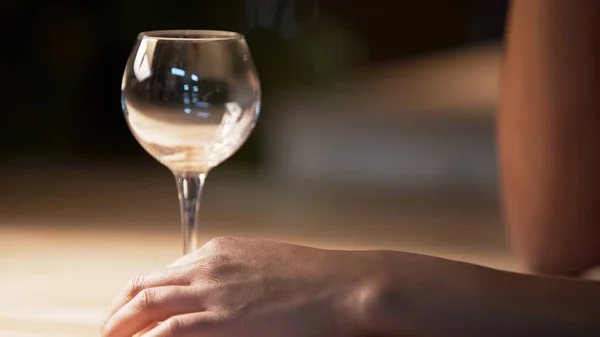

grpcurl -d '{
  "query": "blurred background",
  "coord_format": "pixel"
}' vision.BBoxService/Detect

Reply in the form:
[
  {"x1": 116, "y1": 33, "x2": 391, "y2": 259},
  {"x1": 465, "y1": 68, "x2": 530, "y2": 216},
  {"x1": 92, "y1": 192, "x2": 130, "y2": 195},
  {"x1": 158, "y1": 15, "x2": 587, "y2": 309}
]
[
  {"x1": 2, "y1": 0, "x2": 506, "y2": 174},
  {"x1": 0, "y1": 1, "x2": 556, "y2": 335}
]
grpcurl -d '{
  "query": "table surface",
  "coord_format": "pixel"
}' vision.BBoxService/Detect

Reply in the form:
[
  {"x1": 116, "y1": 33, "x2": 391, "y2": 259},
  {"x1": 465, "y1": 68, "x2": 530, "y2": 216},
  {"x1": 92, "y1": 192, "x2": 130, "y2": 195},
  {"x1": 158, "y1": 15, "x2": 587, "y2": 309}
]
[{"x1": 0, "y1": 163, "x2": 584, "y2": 336}]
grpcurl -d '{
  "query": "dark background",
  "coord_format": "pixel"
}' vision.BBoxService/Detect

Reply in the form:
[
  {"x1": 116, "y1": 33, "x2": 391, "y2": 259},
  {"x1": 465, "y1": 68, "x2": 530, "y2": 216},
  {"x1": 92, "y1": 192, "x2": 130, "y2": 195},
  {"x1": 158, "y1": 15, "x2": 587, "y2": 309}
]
[{"x1": 1, "y1": 0, "x2": 506, "y2": 167}]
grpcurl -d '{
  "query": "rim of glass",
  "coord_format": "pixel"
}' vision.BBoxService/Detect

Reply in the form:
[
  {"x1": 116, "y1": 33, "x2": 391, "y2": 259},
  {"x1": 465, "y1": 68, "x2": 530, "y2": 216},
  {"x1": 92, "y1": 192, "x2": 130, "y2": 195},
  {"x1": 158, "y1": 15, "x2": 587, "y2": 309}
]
[{"x1": 138, "y1": 30, "x2": 244, "y2": 41}]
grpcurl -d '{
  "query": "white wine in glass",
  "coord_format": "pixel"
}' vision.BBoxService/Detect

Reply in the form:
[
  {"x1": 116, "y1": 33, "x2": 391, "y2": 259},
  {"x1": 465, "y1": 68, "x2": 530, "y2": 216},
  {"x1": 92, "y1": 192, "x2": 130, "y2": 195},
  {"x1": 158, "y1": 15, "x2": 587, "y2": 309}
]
[{"x1": 121, "y1": 30, "x2": 261, "y2": 254}]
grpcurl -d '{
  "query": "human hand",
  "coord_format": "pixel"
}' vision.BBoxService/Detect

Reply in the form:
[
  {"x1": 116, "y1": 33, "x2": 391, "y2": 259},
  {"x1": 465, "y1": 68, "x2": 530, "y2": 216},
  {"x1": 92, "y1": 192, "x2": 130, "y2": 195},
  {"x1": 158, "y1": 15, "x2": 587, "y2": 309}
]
[{"x1": 101, "y1": 237, "x2": 386, "y2": 337}]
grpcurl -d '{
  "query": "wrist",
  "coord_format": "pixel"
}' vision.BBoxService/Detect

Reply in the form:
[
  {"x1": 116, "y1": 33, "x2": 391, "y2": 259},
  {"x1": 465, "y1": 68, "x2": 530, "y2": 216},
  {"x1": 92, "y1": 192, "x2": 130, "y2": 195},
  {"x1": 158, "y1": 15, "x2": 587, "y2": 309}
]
[
  {"x1": 346, "y1": 251, "x2": 424, "y2": 336},
  {"x1": 348, "y1": 251, "x2": 492, "y2": 337}
]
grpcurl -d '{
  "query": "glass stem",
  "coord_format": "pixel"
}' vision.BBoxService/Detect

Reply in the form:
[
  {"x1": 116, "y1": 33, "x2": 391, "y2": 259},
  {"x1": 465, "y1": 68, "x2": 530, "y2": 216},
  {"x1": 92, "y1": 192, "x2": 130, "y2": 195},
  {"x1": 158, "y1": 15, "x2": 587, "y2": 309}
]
[{"x1": 175, "y1": 171, "x2": 207, "y2": 255}]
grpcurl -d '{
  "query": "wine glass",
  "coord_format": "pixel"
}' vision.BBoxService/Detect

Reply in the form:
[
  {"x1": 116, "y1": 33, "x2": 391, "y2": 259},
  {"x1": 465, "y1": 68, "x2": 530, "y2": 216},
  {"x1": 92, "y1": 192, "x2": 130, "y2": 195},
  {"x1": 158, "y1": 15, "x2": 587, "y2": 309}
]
[{"x1": 121, "y1": 30, "x2": 261, "y2": 254}]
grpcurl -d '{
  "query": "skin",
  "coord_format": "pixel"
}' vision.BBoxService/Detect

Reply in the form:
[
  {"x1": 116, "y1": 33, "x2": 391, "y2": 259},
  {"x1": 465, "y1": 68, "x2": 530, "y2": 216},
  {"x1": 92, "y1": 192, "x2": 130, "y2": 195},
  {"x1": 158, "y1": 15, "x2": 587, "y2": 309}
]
[
  {"x1": 102, "y1": 0, "x2": 600, "y2": 336},
  {"x1": 499, "y1": 0, "x2": 600, "y2": 276},
  {"x1": 101, "y1": 237, "x2": 374, "y2": 337},
  {"x1": 101, "y1": 237, "x2": 600, "y2": 337}
]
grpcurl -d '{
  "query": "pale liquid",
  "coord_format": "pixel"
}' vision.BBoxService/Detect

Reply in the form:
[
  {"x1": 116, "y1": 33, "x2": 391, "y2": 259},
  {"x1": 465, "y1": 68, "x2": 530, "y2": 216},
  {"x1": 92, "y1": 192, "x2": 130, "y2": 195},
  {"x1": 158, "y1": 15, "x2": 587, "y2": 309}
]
[{"x1": 124, "y1": 99, "x2": 258, "y2": 172}]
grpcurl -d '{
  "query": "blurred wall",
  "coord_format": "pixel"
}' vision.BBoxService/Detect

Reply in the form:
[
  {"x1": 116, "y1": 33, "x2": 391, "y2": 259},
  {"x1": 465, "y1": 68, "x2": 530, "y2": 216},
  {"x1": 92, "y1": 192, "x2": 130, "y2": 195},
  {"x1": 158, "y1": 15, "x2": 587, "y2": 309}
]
[{"x1": 266, "y1": 44, "x2": 501, "y2": 194}]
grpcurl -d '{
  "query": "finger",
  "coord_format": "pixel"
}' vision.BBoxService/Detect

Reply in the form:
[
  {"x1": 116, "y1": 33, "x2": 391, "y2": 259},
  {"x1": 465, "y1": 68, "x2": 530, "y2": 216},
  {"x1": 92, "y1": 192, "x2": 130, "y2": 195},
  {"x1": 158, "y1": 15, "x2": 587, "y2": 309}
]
[
  {"x1": 102, "y1": 286, "x2": 207, "y2": 337},
  {"x1": 141, "y1": 312, "x2": 223, "y2": 337},
  {"x1": 102, "y1": 265, "x2": 194, "y2": 329},
  {"x1": 133, "y1": 322, "x2": 159, "y2": 337}
]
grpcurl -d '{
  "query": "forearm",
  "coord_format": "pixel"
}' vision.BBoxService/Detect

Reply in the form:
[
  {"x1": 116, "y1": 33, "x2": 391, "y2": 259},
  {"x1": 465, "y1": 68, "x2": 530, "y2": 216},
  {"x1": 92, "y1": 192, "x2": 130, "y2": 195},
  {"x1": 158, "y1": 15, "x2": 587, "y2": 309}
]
[
  {"x1": 364, "y1": 252, "x2": 600, "y2": 337},
  {"x1": 499, "y1": 0, "x2": 600, "y2": 274}
]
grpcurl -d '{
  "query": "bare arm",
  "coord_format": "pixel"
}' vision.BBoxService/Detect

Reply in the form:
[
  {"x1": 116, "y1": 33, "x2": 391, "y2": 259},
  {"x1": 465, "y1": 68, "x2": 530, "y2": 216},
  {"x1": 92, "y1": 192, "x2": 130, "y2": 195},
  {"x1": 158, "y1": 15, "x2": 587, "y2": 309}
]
[
  {"x1": 370, "y1": 252, "x2": 600, "y2": 337},
  {"x1": 101, "y1": 238, "x2": 600, "y2": 337},
  {"x1": 499, "y1": 0, "x2": 600, "y2": 275}
]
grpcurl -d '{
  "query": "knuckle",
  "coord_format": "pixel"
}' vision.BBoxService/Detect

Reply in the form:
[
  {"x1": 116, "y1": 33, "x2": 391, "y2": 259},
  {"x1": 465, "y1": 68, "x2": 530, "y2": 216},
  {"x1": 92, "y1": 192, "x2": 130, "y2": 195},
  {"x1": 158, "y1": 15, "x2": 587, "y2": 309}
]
[
  {"x1": 204, "y1": 253, "x2": 232, "y2": 267},
  {"x1": 207, "y1": 236, "x2": 239, "y2": 248},
  {"x1": 164, "y1": 317, "x2": 183, "y2": 337},
  {"x1": 125, "y1": 273, "x2": 146, "y2": 298},
  {"x1": 134, "y1": 289, "x2": 156, "y2": 310},
  {"x1": 206, "y1": 236, "x2": 226, "y2": 248},
  {"x1": 198, "y1": 254, "x2": 232, "y2": 280}
]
